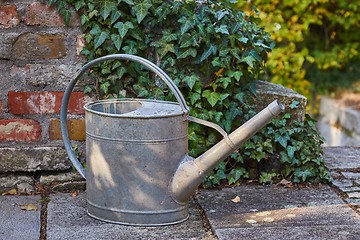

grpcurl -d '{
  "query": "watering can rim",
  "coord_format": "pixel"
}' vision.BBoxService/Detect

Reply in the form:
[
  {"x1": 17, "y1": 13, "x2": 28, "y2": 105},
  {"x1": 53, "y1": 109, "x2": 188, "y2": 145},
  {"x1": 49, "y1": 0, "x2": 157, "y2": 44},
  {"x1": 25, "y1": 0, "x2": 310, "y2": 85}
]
[{"x1": 84, "y1": 98, "x2": 187, "y2": 119}]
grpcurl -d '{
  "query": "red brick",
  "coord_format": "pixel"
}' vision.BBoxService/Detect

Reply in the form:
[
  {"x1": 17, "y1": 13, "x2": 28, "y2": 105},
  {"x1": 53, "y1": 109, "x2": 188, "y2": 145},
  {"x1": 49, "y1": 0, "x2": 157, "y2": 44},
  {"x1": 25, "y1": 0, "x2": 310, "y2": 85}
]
[
  {"x1": 13, "y1": 33, "x2": 66, "y2": 60},
  {"x1": 0, "y1": 119, "x2": 41, "y2": 141},
  {"x1": 8, "y1": 92, "x2": 85, "y2": 115},
  {"x1": 24, "y1": 2, "x2": 80, "y2": 27},
  {"x1": 0, "y1": 5, "x2": 20, "y2": 28},
  {"x1": 24, "y1": 2, "x2": 64, "y2": 27},
  {"x1": 49, "y1": 118, "x2": 85, "y2": 141}
]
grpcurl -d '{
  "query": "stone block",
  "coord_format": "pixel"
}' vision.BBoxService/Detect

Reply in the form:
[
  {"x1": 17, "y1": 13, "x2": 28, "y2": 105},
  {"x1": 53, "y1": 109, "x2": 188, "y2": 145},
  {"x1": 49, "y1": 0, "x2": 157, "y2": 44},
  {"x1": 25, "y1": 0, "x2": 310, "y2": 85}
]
[
  {"x1": 341, "y1": 172, "x2": 360, "y2": 180},
  {"x1": 347, "y1": 192, "x2": 360, "y2": 199},
  {"x1": 254, "y1": 80, "x2": 307, "y2": 121},
  {"x1": 331, "y1": 179, "x2": 354, "y2": 189},
  {"x1": 0, "y1": 175, "x2": 34, "y2": 193},
  {"x1": 323, "y1": 147, "x2": 360, "y2": 170},
  {"x1": 40, "y1": 171, "x2": 83, "y2": 185},
  {"x1": 47, "y1": 193, "x2": 210, "y2": 239},
  {"x1": 0, "y1": 147, "x2": 71, "y2": 172},
  {"x1": 10, "y1": 63, "x2": 82, "y2": 88},
  {"x1": 12, "y1": 33, "x2": 66, "y2": 60},
  {"x1": 197, "y1": 185, "x2": 360, "y2": 240},
  {"x1": 0, "y1": 195, "x2": 41, "y2": 240},
  {"x1": 0, "y1": 32, "x2": 19, "y2": 59}
]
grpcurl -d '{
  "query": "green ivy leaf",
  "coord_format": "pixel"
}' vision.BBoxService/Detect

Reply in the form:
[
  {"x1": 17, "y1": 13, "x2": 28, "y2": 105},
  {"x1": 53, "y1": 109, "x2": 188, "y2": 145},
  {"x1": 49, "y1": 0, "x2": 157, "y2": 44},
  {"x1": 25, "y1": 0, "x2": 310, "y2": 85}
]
[
  {"x1": 202, "y1": 90, "x2": 220, "y2": 107},
  {"x1": 294, "y1": 169, "x2": 315, "y2": 182},
  {"x1": 110, "y1": 10, "x2": 122, "y2": 24},
  {"x1": 189, "y1": 92, "x2": 201, "y2": 105},
  {"x1": 180, "y1": 17, "x2": 196, "y2": 35},
  {"x1": 233, "y1": 71, "x2": 243, "y2": 81},
  {"x1": 180, "y1": 34, "x2": 197, "y2": 48},
  {"x1": 94, "y1": 31, "x2": 109, "y2": 49},
  {"x1": 217, "y1": 77, "x2": 231, "y2": 88},
  {"x1": 215, "y1": 10, "x2": 229, "y2": 20},
  {"x1": 98, "y1": 0, "x2": 117, "y2": 20},
  {"x1": 215, "y1": 25, "x2": 229, "y2": 35},
  {"x1": 111, "y1": 34, "x2": 122, "y2": 50},
  {"x1": 286, "y1": 145, "x2": 297, "y2": 159},
  {"x1": 275, "y1": 133, "x2": 290, "y2": 148},
  {"x1": 114, "y1": 21, "x2": 134, "y2": 38},
  {"x1": 199, "y1": 44, "x2": 217, "y2": 62},
  {"x1": 184, "y1": 75, "x2": 199, "y2": 89},
  {"x1": 162, "y1": 31, "x2": 178, "y2": 42},
  {"x1": 178, "y1": 48, "x2": 197, "y2": 59},
  {"x1": 241, "y1": 55, "x2": 256, "y2": 68},
  {"x1": 100, "y1": 81, "x2": 111, "y2": 94},
  {"x1": 228, "y1": 167, "x2": 247, "y2": 184},
  {"x1": 132, "y1": 0, "x2": 152, "y2": 23}
]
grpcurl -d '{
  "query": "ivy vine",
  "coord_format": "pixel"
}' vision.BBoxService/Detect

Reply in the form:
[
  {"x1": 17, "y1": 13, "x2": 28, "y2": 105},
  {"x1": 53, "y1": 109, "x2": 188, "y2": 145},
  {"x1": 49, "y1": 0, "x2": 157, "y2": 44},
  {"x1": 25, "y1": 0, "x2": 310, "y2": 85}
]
[{"x1": 50, "y1": 0, "x2": 332, "y2": 186}]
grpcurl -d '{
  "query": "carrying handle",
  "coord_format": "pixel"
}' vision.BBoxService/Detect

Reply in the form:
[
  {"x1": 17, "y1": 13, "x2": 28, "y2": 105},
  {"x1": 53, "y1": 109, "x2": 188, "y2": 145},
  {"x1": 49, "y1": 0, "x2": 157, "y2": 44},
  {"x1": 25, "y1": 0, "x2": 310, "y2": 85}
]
[{"x1": 60, "y1": 54, "x2": 190, "y2": 179}]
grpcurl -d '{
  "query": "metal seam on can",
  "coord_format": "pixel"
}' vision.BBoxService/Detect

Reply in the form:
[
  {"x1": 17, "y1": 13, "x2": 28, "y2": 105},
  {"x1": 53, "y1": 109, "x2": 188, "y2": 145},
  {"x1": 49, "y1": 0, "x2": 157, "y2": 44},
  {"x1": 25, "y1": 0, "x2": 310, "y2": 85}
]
[
  {"x1": 86, "y1": 131, "x2": 188, "y2": 143},
  {"x1": 87, "y1": 200, "x2": 187, "y2": 214}
]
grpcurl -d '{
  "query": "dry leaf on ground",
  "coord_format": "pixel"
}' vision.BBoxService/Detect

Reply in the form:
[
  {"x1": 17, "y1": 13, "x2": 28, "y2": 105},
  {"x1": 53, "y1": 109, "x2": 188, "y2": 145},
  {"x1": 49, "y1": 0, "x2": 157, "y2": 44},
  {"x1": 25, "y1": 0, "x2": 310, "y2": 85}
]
[
  {"x1": 231, "y1": 196, "x2": 241, "y2": 203},
  {"x1": 70, "y1": 191, "x2": 79, "y2": 197},
  {"x1": 1, "y1": 188, "x2": 17, "y2": 196},
  {"x1": 277, "y1": 179, "x2": 293, "y2": 188},
  {"x1": 20, "y1": 203, "x2": 38, "y2": 211}
]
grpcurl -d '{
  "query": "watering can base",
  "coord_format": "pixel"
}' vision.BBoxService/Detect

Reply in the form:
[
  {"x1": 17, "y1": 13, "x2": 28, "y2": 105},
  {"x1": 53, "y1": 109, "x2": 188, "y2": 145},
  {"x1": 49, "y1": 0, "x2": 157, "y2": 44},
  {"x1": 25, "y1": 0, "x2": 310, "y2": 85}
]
[{"x1": 87, "y1": 201, "x2": 189, "y2": 226}]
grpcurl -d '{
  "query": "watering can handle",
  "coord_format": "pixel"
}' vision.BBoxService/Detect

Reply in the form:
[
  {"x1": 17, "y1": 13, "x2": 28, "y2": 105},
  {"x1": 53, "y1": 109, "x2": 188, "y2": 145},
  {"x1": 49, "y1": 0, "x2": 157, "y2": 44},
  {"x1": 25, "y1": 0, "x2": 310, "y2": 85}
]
[{"x1": 60, "y1": 54, "x2": 190, "y2": 179}]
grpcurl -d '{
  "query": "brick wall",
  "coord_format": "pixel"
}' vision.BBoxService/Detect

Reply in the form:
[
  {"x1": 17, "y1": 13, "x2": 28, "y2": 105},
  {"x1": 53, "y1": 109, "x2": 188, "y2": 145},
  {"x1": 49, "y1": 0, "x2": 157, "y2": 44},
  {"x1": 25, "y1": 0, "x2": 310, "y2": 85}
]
[{"x1": 0, "y1": 0, "x2": 86, "y2": 187}]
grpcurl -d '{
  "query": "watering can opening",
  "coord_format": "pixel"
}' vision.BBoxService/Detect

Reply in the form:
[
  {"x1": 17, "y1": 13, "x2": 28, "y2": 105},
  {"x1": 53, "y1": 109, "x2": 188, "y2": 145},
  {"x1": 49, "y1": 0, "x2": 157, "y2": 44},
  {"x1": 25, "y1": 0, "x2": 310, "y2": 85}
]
[
  {"x1": 85, "y1": 99, "x2": 143, "y2": 115},
  {"x1": 84, "y1": 99, "x2": 185, "y2": 118}
]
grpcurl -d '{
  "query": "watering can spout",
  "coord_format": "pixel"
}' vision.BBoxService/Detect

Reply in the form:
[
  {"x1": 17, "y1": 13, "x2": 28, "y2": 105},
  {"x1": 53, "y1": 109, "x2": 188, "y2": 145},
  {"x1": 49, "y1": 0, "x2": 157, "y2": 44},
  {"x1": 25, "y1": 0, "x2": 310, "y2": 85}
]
[{"x1": 171, "y1": 100, "x2": 285, "y2": 203}]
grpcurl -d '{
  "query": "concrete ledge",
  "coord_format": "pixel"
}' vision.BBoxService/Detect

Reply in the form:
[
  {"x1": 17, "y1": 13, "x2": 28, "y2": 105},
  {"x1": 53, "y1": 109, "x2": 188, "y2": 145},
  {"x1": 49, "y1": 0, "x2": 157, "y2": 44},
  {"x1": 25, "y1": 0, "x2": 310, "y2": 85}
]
[{"x1": 0, "y1": 147, "x2": 71, "y2": 172}]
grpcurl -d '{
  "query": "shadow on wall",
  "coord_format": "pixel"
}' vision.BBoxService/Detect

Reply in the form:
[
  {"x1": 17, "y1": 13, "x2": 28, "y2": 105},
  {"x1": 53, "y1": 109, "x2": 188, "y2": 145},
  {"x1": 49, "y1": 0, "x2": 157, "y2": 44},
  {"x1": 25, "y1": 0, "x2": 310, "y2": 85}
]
[{"x1": 317, "y1": 94, "x2": 360, "y2": 146}]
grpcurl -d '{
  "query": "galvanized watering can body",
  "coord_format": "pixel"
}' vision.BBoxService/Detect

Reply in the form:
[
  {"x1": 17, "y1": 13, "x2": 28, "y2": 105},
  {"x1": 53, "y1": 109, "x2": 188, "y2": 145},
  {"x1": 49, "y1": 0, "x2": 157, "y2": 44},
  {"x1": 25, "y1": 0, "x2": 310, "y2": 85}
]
[{"x1": 60, "y1": 54, "x2": 284, "y2": 226}]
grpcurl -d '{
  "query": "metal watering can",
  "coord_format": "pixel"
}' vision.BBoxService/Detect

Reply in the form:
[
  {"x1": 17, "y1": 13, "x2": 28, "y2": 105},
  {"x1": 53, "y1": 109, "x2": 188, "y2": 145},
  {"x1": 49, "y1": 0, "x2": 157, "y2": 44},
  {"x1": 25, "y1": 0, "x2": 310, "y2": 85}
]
[{"x1": 60, "y1": 54, "x2": 284, "y2": 226}]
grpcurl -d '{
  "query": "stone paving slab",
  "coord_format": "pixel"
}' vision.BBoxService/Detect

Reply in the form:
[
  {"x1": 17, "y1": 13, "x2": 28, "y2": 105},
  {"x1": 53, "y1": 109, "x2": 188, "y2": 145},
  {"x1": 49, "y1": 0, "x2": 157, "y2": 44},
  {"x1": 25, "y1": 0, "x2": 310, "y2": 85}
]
[
  {"x1": 0, "y1": 195, "x2": 41, "y2": 240},
  {"x1": 46, "y1": 193, "x2": 213, "y2": 240},
  {"x1": 197, "y1": 185, "x2": 360, "y2": 240},
  {"x1": 323, "y1": 147, "x2": 360, "y2": 170}
]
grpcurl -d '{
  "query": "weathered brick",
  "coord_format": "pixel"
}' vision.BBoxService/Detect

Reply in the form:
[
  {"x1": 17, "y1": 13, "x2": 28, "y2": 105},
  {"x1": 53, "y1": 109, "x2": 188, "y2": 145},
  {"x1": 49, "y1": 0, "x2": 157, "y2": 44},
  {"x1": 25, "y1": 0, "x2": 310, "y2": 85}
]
[
  {"x1": 12, "y1": 33, "x2": 66, "y2": 60},
  {"x1": 0, "y1": 147, "x2": 71, "y2": 172},
  {"x1": 49, "y1": 118, "x2": 85, "y2": 141},
  {"x1": 24, "y1": 2, "x2": 65, "y2": 27},
  {"x1": 0, "y1": 5, "x2": 20, "y2": 28},
  {"x1": 0, "y1": 119, "x2": 41, "y2": 141},
  {"x1": 8, "y1": 91, "x2": 85, "y2": 115}
]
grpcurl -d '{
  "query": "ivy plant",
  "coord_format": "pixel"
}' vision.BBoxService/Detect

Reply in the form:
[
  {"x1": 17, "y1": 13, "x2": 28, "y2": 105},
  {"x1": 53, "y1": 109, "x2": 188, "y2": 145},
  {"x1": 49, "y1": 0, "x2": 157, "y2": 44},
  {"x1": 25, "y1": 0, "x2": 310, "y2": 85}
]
[
  {"x1": 202, "y1": 99, "x2": 332, "y2": 187},
  {"x1": 50, "y1": 0, "x2": 332, "y2": 186}
]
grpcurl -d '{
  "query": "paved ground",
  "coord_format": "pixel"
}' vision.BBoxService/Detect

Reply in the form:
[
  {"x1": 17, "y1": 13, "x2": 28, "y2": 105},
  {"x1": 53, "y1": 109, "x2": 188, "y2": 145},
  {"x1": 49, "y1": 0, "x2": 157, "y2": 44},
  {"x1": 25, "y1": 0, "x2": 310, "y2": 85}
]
[{"x1": 0, "y1": 147, "x2": 359, "y2": 240}]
